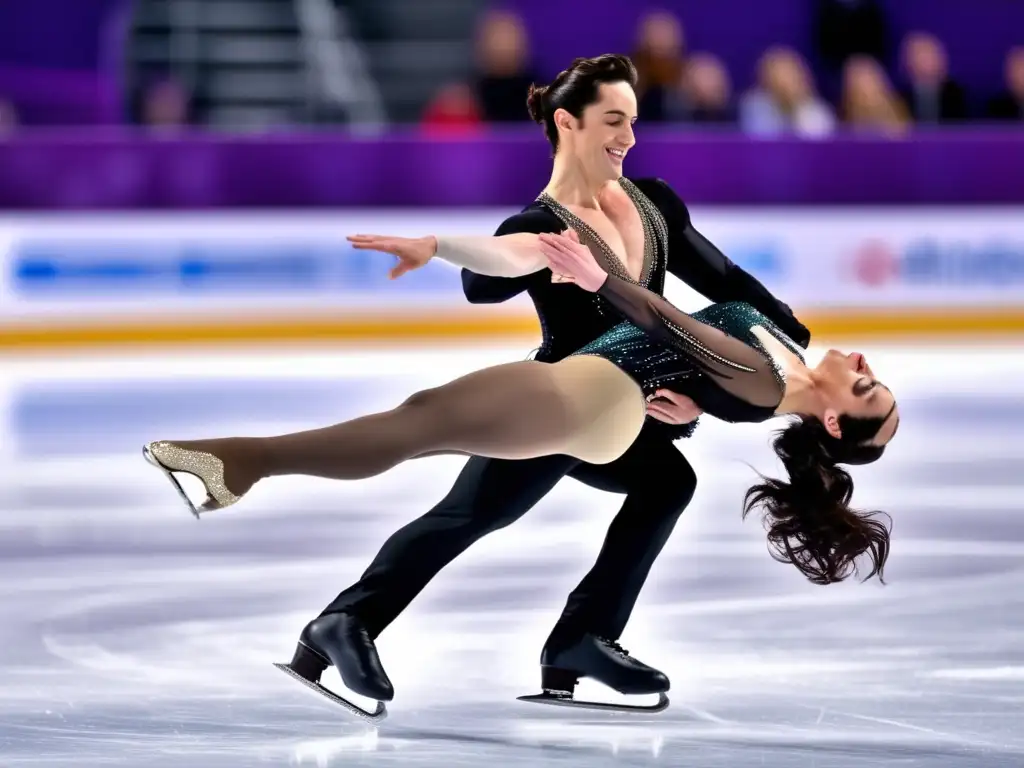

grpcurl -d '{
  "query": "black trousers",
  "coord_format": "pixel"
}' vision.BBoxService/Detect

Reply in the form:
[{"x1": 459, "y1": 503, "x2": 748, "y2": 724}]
[{"x1": 321, "y1": 422, "x2": 697, "y2": 649}]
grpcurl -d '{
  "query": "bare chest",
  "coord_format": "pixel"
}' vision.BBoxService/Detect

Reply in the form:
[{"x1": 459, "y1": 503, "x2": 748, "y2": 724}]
[{"x1": 564, "y1": 202, "x2": 647, "y2": 283}]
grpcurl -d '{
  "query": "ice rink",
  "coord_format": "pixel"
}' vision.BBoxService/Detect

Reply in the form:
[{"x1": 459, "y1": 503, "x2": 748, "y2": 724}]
[{"x1": 2, "y1": 341, "x2": 1023, "y2": 768}]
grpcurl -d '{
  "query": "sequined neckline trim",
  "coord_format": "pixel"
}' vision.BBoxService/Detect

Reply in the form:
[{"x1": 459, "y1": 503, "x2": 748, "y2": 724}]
[{"x1": 536, "y1": 178, "x2": 667, "y2": 289}]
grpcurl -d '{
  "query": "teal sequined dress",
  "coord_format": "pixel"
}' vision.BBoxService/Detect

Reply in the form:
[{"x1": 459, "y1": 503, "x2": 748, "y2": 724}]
[
  {"x1": 572, "y1": 301, "x2": 807, "y2": 438},
  {"x1": 534, "y1": 180, "x2": 807, "y2": 440}
]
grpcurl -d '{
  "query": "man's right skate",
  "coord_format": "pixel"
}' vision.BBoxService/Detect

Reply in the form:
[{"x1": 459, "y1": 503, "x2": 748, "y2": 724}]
[
  {"x1": 274, "y1": 613, "x2": 393, "y2": 723},
  {"x1": 517, "y1": 634, "x2": 670, "y2": 713}
]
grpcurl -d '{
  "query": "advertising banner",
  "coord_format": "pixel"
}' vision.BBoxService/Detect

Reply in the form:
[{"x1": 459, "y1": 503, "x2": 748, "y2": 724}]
[{"x1": 1, "y1": 207, "x2": 1021, "y2": 345}]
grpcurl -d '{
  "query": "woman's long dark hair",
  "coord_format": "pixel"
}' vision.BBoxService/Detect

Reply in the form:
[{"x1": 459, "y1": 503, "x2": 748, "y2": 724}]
[{"x1": 743, "y1": 414, "x2": 892, "y2": 586}]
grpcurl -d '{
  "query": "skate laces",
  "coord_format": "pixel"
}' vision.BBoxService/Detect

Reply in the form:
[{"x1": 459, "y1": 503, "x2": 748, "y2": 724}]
[{"x1": 599, "y1": 637, "x2": 631, "y2": 658}]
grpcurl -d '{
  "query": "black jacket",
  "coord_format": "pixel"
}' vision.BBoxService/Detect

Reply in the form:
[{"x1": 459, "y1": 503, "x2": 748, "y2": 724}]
[{"x1": 460, "y1": 177, "x2": 810, "y2": 440}]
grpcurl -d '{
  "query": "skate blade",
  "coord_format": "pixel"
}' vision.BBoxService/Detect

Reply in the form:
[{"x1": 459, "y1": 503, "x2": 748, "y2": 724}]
[
  {"x1": 517, "y1": 691, "x2": 669, "y2": 714},
  {"x1": 142, "y1": 445, "x2": 201, "y2": 520},
  {"x1": 273, "y1": 662, "x2": 388, "y2": 723}
]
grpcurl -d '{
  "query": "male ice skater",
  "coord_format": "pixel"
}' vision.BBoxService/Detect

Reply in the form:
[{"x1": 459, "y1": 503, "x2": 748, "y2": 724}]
[
  {"x1": 276, "y1": 54, "x2": 810, "y2": 719},
  {"x1": 280, "y1": 193, "x2": 808, "y2": 718}
]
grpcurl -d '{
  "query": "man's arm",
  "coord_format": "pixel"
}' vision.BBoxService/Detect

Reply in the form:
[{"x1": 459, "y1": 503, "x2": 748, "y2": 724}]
[
  {"x1": 461, "y1": 208, "x2": 565, "y2": 304},
  {"x1": 461, "y1": 268, "x2": 531, "y2": 304},
  {"x1": 645, "y1": 178, "x2": 811, "y2": 348}
]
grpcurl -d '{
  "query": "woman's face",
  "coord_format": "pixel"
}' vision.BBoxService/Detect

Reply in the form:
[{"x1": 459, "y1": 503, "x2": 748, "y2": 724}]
[
  {"x1": 555, "y1": 81, "x2": 638, "y2": 183},
  {"x1": 814, "y1": 349, "x2": 900, "y2": 446}
]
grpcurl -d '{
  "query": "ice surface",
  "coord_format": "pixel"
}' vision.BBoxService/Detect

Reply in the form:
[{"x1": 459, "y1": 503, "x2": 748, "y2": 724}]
[{"x1": 1, "y1": 343, "x2": 1023, "y2": 767}]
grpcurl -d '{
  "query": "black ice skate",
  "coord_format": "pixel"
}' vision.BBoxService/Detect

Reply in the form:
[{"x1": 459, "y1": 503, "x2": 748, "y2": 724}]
[
  {"x1": 273, "y1": 613, "x2": 394, "y2": 722},
  {"x1": 517, "y1": 634, "x2": 670, "y2": 713}
]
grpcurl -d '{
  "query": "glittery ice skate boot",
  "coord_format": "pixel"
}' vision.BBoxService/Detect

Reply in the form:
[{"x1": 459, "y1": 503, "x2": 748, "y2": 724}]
[{"x1": 142, "y1": 439, "x2": 258, "y2": 518}]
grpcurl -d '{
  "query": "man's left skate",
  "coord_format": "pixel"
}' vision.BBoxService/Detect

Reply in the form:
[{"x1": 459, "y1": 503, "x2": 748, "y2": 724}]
[
  {"x1": 274, "y1": 648, "x2": 387, "y2": 723},
  {"x1": 517, "y1": 634, "x2": 670, "y2": 713},
  {"x1": 274, "y1": 612, "x2": 393, "y2": 723}
]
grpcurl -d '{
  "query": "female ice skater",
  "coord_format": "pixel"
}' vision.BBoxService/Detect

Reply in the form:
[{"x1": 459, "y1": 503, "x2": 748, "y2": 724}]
[
  {"x1": 145, "y1": 231, "x2": 899, "y2": 579},
  {"x1": 146, "y1": 234, "x2": 898, "y2": 586}
]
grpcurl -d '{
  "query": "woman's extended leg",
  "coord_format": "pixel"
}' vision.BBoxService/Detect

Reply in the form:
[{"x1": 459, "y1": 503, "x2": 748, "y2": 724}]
[{"x1": 143, "y1": 355, "x2": 645, "y2": 512}]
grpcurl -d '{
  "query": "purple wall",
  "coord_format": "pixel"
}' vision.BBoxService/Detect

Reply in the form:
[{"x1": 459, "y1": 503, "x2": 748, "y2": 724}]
[
  {"x1": 0, "y1": 68, "x2": 120, "y2": 125},
  {"x1": 506, "y1": 0, "x2": 1024, "y2": 97},
  {"x1": 0, "y1": 0, "x2": 129, "y2": 125},
  {"x1": 509, "y1": 0, "x2": 807, "y2": 92},
  {"x1": 0, "y1": 129, "x2": 1021, "y2": 209},
  {"x1": 4, "y1": 0, "x2": 1021, "y2": 89},
  {"x1": 0, "y1": 1, "x2": 1021, "y2": 126},
  {"x1": 880, "y1": 2, "x2": 1022, "y2": 92},
  {"x1": 0, "y1": 0, "x2": 125, "y2": 70}
]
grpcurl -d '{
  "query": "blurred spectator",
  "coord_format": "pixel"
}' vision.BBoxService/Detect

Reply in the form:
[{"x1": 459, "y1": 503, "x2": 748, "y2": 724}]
[
  {"x1": 842, "y1": 55, "x2": 910, "y2": 135},
  {"x1": 674, "y1": 53, "x2": 734, "y2": 124},
  {"x1": 632, "y1": 10, "x2": 687, "y2": 122},
  {"x1": 987, "y1": 46, "x2": 1024, "y2": 122},
  {"x1": 899, "y1": 32, "x2": 967, "y2": 123},
  {"x1": 473, "y1": 9, "x2": 537, "y2": 122},
  {"x1": 814, "y1": 0, "x2": 888, "y2": 72},
  {"x1": 137, "y1": 77, "x2": 191, "y2": 130},
  {"x1": 739, "y1": 47, "x2": 835, "y2": 138},
  {"x1": 421, "y1": 82, "x2": 482, "y2": 136},
  {"x1": 0, "y1": 98, "x2": 18, "y2": 136}
]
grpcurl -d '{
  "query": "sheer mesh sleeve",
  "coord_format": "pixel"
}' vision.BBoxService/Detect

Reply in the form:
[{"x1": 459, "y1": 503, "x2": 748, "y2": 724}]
[
  {"x1": 597, "y1": 275, "x2": 783, "y2": 409},
  {"x1": 636, "y1": 178, "x2": 811, "y2": 348}
]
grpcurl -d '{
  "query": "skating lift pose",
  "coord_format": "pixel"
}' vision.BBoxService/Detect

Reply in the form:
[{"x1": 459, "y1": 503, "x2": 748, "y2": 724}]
[{"x1": 142, "y1": 55, "x2": 898, "y2": 721}]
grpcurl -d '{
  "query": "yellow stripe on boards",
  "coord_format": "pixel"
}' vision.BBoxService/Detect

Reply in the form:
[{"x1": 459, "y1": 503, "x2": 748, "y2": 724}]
[{"x1": 0, "y1": 309, "x2": 1022, "y2": 351}]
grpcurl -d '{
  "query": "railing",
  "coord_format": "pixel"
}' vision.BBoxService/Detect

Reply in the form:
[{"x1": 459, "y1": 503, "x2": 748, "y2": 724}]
[
  {"x1": 167, "y1": 0, "x2": 203, "y2": 98},
  {"x1": 294, "y1": 0, "x2": 385, "y2": 129}
]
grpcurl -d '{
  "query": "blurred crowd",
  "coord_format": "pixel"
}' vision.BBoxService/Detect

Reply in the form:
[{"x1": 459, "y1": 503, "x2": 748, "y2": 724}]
[
  {"x1": 422, "y1": 2, "x2": 1024, "y2": 137},
  {"x1": 1, "y1": 0, "x2": 1022, "y2": 138}
]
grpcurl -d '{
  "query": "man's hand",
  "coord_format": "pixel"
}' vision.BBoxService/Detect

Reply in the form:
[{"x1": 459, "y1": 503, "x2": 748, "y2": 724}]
[{"x1": 646, "y1": 390, "x2": 702, "y2": 425}]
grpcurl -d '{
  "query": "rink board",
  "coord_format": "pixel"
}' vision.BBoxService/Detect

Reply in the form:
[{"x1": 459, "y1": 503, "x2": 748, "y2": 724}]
[{"x1": 1, "y1": 207, "x2": 1023, "y2": 348}]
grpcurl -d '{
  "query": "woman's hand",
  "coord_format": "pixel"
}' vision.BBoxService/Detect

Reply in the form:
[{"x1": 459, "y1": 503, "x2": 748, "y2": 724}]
[
  {"x1": 537, "y1": 230, "x2": 609, "y2": 292},
  {"x1": 348, "y1": 234, "x2": 438, "y2": 279}
]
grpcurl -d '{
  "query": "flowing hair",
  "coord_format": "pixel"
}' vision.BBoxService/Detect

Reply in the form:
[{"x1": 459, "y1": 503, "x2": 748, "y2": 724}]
[{"x1": 743, "y1": 414, "x2": 892, "y2": 585}]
